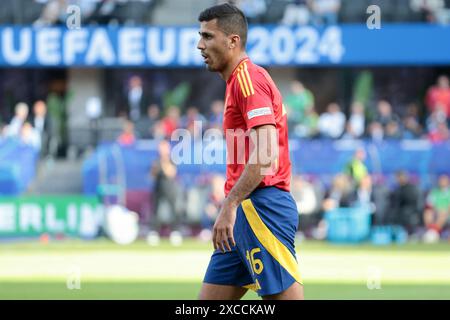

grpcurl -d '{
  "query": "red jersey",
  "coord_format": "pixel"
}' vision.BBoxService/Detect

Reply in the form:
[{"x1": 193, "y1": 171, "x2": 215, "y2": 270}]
[{"x1": 223, "y1": 57, "x2": 291, "y2": 196}]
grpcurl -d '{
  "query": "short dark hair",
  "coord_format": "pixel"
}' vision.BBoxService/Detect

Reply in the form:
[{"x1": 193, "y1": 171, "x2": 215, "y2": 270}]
[{"x1": 198, "y1": 3, "x2": 248, "y2": 48}]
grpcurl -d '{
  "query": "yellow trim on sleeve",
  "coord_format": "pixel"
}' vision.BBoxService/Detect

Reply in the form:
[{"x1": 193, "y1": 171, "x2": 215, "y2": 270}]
[
  {"x1": 239, "y1": 69, "x2": 251, "y2": 97},
  {"x1": 236, "y1": 71, "x2": 249, "y2": 97},
  {"x1": 243, "y1": 63, "x2": 255, "y2": 95},
  {"x1": 241, "y1": 199, "x2": 303, "y2": 285},
  {"x1": 233, "y1": 58, "x2": 249, "y2": 76}
]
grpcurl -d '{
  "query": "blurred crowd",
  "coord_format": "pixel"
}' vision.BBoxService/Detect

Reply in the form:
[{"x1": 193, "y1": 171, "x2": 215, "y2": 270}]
[
  {"x1": 146, "y1": 140, "x2": 450, "y2": 245},
  {"x1": 297, "y1": 149, "x2": 450, "y2": 243},
  {"x1": 1, "y1": 0, "x2": 450, "y2": 26},
  {"x1": 115, "y1": 75, "x2": 223, "y2": 145},
  {"x1": 112, "y1": 73, "x2": 450, "y2": 245},
  {"x1": 112, "y1": 74, "x2": 450, "y2": 146},
  {"x1": 286, "y1": 75, "x2": 450, "y2": 143},
  {"x1": 0, "y1": 100, "x2": 59, "y2": 159},
  {"x1": 219, "y1": 0, "x2": 450, "y2": 25},
  {"x1": 1, "y1": 74, "x2": 448, "y2": 244},
  {"x1": 1, "y1": 0, "x2": 160, "y2": 26},
  {"x1": 2, "y1": 72, "x2": 447, "y2": 157}
]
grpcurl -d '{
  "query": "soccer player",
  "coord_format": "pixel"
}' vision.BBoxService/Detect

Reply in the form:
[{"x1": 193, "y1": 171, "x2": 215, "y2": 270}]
[{"x1": 197, "y1": 4, "x2": 304, "y2": 300}]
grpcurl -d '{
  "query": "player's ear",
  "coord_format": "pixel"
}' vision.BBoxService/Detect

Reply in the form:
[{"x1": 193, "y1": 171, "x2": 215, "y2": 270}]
[{"x1": 229, "y1": 34, "x2": 240, "y2": 49}]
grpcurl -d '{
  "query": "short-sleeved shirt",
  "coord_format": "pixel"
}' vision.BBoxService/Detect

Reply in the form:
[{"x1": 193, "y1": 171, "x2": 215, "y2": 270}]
[{"x1": 223, "y1": 57, "x2": 291, "y2": 196}]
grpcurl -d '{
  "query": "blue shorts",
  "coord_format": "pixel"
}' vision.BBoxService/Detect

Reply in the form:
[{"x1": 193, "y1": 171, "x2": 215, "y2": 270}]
[{"x1": 203, "y1": 186, "x2": 303, "y2": 297}]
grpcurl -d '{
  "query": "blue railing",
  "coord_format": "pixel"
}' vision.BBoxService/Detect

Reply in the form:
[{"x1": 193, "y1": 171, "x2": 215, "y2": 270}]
[{"x1": 82, "y1": 139, "x2": 450, "y2": 195}]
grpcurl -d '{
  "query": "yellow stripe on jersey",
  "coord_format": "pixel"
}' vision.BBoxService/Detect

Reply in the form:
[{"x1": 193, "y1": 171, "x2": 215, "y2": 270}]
[
  {"x1": 233, "y1": 59, "x2": 248, "y2": 76},
  {"x1": 239, "y1": 68, "x2": 251, "y2": 97},
  {"x1": 236, "y1": 71, "x2": 248, "y2": 97},
  {"x1": 243, "y1": 63, "x2": 255, "y2": 95}
]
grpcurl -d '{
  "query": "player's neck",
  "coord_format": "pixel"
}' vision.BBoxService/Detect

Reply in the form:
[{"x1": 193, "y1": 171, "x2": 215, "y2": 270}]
[{"x1": 221, "y1": 52, "x2": 248, "y2": 82}]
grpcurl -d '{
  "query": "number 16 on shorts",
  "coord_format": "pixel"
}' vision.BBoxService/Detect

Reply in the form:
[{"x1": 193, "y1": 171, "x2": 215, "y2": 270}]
[{"x1": 246, "y1": 247, "x2": 264, "y2": 275}]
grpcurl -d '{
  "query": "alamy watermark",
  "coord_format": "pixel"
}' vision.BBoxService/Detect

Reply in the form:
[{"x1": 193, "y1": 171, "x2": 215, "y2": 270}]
[
  {"x1": 66, "y1": 5, "x2": 81, "y2": 30},
  {"x1": 66, "y1": 265, "x2": 81, "y2": 290},
  {"x1": 169, "y1": 121, "x2": 279, "y2": 176},
  {"x1": 366, "y1": 266, "x2": 382, "y2": 290},
  {"x1": 366, "y1": 5, "x2": 381, "y2": 30}
]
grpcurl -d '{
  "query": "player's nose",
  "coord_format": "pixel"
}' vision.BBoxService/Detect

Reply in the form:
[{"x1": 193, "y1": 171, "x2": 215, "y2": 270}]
[{"x1": 197, "y1": 38, "x2": 205, "y2": 50}]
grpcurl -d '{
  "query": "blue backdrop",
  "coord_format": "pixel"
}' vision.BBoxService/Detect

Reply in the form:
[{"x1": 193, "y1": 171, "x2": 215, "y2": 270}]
[{"x1": 0, "y1": 24, "x2": 449, "y2": 67}]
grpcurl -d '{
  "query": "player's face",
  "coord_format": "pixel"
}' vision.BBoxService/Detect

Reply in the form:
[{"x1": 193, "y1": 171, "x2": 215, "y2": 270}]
[{"x1": 197, "y1": 19, "x2": 231, "y2": 72}]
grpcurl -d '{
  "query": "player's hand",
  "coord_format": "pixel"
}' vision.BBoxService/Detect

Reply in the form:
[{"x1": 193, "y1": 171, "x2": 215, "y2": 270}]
[{"x1": 213, "y1": 200, "x2": 237, "y2": 253}]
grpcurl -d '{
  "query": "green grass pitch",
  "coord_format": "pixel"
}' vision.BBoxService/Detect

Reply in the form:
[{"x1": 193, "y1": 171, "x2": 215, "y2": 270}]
[{"x1": 1, "y1": 238, "x2": 449, "y2": 299}]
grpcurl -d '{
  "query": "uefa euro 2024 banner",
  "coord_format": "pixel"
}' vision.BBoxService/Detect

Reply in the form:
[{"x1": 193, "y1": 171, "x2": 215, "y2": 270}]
[{"x1": 0, "y1": 24, "x2": 449, "y2": 67}]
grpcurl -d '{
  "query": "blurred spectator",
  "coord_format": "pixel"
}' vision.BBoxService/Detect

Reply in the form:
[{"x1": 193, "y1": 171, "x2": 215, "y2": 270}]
[
  {"x1": 181, "y1": 106, "x2": 207, "y2": 140},
  {"x1": 293, "y1": 105, "x2": 319, "y2": 138},
  {"x1": 423, "y1": 174, "x2": 450, "y2": 235},
  {"x1": 46, "y1": 90, "x2": 70, "y2": 156},
  {"x1": 236, "y1": 0, "x2": 267, "y2": 23},
  {"x1": 148, "y1": 139, "x2": 184, "y2": 245},
  {"x1": 318, "y1": 102, "x2": 345, "y2": 139},
  {"x1": 322, "y1": 173, "x2": 354, "y2": 211},
  {"x1": 388, "y1": 171, "x2": 422, "y2": 231},
  {"x1": 367, "y1": 121, "x2": 384, "y2": 142},
  {"x1": 425, "y1": 75, "x2": 450, "y2": 120},
  {"x1": 369, "y1": 175, "x2": 391, "y2": 225},
  {"x1": 285, "y1": 80, "x2": 314, "y2": 128},
  {"x1": 428, "y1": 121, "x2": 450, "y2": 143},
  {"x1": 314, "y1": 173, "x2": 353, "y2": 239},
  {"x1": 135, "y1": 104, "x2": 160, "y2": 139},
  {"x1": 349, "y1": 174, "x2": 373, "y2": 207},
  {"x1": 385, "y1": 120, "x2": 403, "y2": 139},
  {"x1": 375, "y1": 100, "x2": 401, "y2": 128},
  {"x1": 402, "y1": 115, "x2": 423, "y2": 139},
  {"x1": 88, "y1": 0, "x2": 121, "y2": 25},
  {"x1": 208, "y1": 100, "x2": 224, "y2": 130},
  {"x1": 410, "y1": 0, "x2": 446, "y2": 23},
  {"x1": 117, "y1": 119, "x2": 137, "y2": 145},
  {"x1": 344, "y1": 148, "x2": 368, "y2": 187},
  {"x1": 34, "y1": 0, "x2": 67, "y2": 26},
  {"x1": 426, "y1": 103, "x2": 447, "y2": 132},
  {"x1": 349, "y1": 175, "x2": 391, "y2": 226},
  {"x1": 406, "y1": 102, "x2": 422, "y2": 122},
  {"x1": 347, "y1": 101, "x2": 365, "y2": 139},
  {"x1": 291, "y1": 175, "x2": 324, "y2": 235},
  {"x1": 292, "y1": 175, "x2": 324, "y2": 216},
  {"x1": 124, "y1": 75, "x2": 149, "y2": 122},
  {"x1": 403, "y1": 102, "x2": 423, "y2": 139},
  {"x1": 199, "y1": 174, "x2": 226, "y2": 241},
  {"x1": 159, "y1": 106, "x2": 181, "y2": 138},
  {"x1": 31, "y1": 100, "x2": 56, "y2": 158},
  {"x1": 281, "y1": 0, "x2": 311, "y2": 25},
  {"x1": 309, "y1": 0, "x2": 341, "y2": 25},
  {"x1": 341, "y1": 123, "x2": 358, "y2": 140},
  {"x1": 20, "y1": 122, "x2": 41, "y2": 150},
  {"x1": 4, "y1": 102, "x2": 29, "y2": 137}
]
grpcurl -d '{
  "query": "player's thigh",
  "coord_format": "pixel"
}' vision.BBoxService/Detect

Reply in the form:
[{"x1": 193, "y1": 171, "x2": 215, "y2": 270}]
[
  {"x1": 262, "y1": 282, "x2": 304, "y2": 300},
  {"x1": 198, "y1": 283, "x2": 248, "y2": 300}
]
